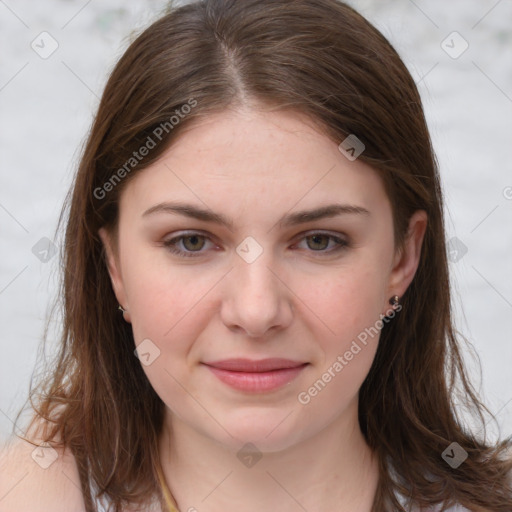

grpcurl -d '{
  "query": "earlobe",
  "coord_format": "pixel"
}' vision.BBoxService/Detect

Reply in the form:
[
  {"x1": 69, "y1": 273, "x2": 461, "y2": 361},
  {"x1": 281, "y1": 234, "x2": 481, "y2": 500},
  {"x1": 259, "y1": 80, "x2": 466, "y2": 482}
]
[
  {"x1": 98, "y1": 227, "x2": 131, "y2": 322},
  {"x1": 387, "y1": 210, "x2": 428, "y2": 301}
]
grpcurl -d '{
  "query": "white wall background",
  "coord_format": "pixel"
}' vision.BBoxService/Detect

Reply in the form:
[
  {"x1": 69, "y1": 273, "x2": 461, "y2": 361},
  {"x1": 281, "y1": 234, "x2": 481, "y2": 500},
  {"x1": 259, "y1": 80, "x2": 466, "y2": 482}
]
[{"x1": 1, "y1": 0, "x2": 511, "y2": 444}]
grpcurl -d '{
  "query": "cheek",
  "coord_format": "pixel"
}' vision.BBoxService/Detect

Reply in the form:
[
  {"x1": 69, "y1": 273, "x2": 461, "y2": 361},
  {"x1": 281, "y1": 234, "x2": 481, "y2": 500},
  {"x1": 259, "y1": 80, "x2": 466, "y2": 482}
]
[
  {"x1": 302, "y1": 260, "x2": 386, "y2": 342},
  {"x1": 294, "y1": 272, "x2": 384, "y2": 417},
  {"x1": 121, "y1": 245, "x2": 228, "y2": 382},
  {"x1": 296, "y1": 260, "x2": 386, "y2": 392},
  {"x1": 121, "y1": 256, "x2": 215, "y2": 413},
  {"x1": 126, "y1": 264, "x2": 209, "y2": 349}
]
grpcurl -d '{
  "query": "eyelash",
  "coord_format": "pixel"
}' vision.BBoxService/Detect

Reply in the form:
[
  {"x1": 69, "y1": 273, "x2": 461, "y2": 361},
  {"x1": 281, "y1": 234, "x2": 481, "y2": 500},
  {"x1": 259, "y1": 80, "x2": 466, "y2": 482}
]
[{"x1": 162, "y1": 231, "x2": 349, "y2": 258}]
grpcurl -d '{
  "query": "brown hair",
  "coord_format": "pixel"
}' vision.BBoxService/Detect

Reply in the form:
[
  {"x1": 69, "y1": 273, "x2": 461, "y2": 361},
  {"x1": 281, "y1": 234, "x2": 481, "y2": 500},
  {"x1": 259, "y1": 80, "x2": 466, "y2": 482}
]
[{"x1": 14, "y1": 0, "x2": 512, "y2": 510}]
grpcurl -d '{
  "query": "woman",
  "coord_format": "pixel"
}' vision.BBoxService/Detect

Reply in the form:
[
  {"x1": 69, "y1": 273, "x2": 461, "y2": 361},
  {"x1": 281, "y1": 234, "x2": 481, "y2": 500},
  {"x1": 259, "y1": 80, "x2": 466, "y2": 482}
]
[{"x1": 1, "y1": 0, "x2": 511, "y2": 510}]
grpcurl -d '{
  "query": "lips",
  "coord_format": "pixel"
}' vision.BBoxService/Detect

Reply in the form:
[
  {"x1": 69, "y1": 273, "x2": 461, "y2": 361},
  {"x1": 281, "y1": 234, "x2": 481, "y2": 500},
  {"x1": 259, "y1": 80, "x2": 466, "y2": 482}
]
[
  {"x1": 204, "y1": 358, "x2": 306, "y2": 372},
  {"x1": 202, "y1": 358, "x2": 308, "y2": 392}
]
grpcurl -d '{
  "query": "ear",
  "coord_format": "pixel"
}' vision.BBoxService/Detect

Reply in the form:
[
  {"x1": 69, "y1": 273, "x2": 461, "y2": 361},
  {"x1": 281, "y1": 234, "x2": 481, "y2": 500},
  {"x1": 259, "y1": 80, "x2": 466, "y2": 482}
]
[
  {"x1": 98, "y1": 227, "x2": 131, "y2": 323},
  {"x1": 385, "y1": 210, "x2": 427, "y2": 309}
]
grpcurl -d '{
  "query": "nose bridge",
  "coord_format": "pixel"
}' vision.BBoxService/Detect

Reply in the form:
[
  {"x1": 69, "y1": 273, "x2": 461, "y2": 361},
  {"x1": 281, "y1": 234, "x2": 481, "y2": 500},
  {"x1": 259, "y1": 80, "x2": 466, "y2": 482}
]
[
  {"x1": 234, "y1": 234, "x2": 278, "y2": 293},
  {"x1": 237, "y1": 251, "x2": 278, "y2": 300},
  {"x1": 221, "y1": 240, "x2": 292, "y2": 337}
]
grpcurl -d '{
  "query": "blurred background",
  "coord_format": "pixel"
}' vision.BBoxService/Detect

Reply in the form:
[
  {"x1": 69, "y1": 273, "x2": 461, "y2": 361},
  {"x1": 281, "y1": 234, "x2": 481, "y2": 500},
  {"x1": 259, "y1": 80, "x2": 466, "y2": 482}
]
[{"x1": 1, "y1": 0, "x2": 511, "y2": 443}]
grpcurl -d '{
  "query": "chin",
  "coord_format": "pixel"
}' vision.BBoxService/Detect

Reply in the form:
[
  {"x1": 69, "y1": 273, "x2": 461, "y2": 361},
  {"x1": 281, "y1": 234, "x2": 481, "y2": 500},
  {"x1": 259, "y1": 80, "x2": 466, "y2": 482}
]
[{"x1": 206, "y1": 405, "x2": 307, "y2": 454}]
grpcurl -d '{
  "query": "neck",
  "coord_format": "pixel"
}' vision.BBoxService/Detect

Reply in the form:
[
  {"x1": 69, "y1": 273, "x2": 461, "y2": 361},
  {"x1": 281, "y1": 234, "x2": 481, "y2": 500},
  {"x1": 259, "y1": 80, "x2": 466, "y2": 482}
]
[{"x1": 159, "y1": 400, "x2": 379, "y2": 512}]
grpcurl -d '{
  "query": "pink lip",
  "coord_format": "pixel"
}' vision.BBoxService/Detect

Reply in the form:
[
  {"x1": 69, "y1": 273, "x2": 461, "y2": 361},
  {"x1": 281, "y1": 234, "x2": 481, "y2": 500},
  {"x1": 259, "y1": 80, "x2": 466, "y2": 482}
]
[{"x1": 202, "y1": 358, "x2": 308, "y2": 392}]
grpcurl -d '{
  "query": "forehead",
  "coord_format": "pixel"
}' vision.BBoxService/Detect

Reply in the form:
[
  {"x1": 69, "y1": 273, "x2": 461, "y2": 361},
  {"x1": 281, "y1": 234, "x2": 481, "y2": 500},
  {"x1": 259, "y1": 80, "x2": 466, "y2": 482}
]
[{"x1": 119, "y1": 107, "x2": 389, "y2": 223}]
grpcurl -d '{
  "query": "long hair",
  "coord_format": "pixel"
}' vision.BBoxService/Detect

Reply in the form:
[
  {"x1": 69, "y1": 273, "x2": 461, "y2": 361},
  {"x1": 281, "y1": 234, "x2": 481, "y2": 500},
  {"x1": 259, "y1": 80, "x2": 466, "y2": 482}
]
[{"x1": 15, "y1": 0, "x2": 512, "y2": 510}]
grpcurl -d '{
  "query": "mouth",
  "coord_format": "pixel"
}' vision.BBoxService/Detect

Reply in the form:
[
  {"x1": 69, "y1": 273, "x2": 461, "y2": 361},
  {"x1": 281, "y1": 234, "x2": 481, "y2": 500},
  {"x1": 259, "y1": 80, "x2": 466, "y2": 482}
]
[{"x1": 202, "y1": 358, "x2": 309, "y2": 393}]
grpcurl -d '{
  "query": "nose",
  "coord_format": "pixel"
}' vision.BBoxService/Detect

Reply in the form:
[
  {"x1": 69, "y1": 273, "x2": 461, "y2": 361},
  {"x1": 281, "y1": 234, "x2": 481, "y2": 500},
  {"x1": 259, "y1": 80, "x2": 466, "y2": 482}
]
[{"x1": 220, "y1": 249, "x2": 294, "y2": 338}]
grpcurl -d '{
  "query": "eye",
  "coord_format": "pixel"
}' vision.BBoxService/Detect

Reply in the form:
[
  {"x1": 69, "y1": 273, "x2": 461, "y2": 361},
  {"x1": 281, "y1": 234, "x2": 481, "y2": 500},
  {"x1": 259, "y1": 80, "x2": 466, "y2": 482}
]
[
  {"x1": 294, "y1": 232, "x2": 349, "y2": 254},
  {"x1": 162, "y1": 232, "x2": 215, "y2": 257},
  {"x1": 162, "y1": 230, "x2": 349, "y2": 258}
]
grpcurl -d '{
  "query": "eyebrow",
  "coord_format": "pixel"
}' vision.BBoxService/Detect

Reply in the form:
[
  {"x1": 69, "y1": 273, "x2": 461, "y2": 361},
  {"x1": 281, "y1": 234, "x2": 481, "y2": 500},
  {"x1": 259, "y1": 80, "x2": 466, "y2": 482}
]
[{"x1": 142, "y1": 201, "x2": 370, "y2": 230}]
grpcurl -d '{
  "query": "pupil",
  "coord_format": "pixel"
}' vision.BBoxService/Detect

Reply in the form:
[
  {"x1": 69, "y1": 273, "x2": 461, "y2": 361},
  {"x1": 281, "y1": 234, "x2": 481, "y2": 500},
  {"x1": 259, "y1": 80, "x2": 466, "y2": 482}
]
[
  {"x1": 310, "y1": 235, "x2": 327, "y2": 250},
  {"x1": 185, "y1": 235, "x2": 203, "y2": 251}
]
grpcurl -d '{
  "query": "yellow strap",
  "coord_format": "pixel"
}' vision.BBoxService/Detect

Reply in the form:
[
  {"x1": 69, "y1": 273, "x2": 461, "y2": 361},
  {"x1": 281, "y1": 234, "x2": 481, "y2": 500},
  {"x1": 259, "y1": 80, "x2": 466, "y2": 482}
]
[{"x1": 156, "y1": 464, "x2": 181, "y2": 512}]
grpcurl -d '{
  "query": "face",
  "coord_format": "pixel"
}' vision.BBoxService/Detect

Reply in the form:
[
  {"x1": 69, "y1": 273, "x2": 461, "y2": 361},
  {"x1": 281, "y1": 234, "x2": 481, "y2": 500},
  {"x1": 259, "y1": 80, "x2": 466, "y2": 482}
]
[{"x1": 100, "y1": 107, "x2": 426, "y2": 453}]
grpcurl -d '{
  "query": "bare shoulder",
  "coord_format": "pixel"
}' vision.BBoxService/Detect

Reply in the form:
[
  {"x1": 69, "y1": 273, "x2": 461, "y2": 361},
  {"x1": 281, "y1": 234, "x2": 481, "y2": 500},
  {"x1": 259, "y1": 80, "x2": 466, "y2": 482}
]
[{"x1": 0, "y1": 424, "x2": 86, "y2": 512}]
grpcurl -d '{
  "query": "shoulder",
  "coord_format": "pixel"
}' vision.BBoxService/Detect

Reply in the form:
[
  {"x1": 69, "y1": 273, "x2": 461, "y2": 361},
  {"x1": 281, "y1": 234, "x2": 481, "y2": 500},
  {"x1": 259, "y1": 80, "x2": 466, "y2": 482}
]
[{"x1": 0, "y1": 425, "x2": 86, "y2": 512}]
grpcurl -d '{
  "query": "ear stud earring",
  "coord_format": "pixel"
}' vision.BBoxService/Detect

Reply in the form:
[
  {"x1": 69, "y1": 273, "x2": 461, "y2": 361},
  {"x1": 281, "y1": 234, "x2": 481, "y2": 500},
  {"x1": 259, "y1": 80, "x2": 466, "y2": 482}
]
[{"x1": 389, "y1": 295, "x2": 400, "y2": 309}]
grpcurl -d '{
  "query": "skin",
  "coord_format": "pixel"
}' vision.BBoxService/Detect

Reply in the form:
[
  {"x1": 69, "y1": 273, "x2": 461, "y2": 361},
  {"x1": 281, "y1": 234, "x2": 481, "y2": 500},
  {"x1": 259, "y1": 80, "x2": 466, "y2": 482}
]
[{"x1": 100, "y1": 106, "x2": 427, "y2": 512}]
